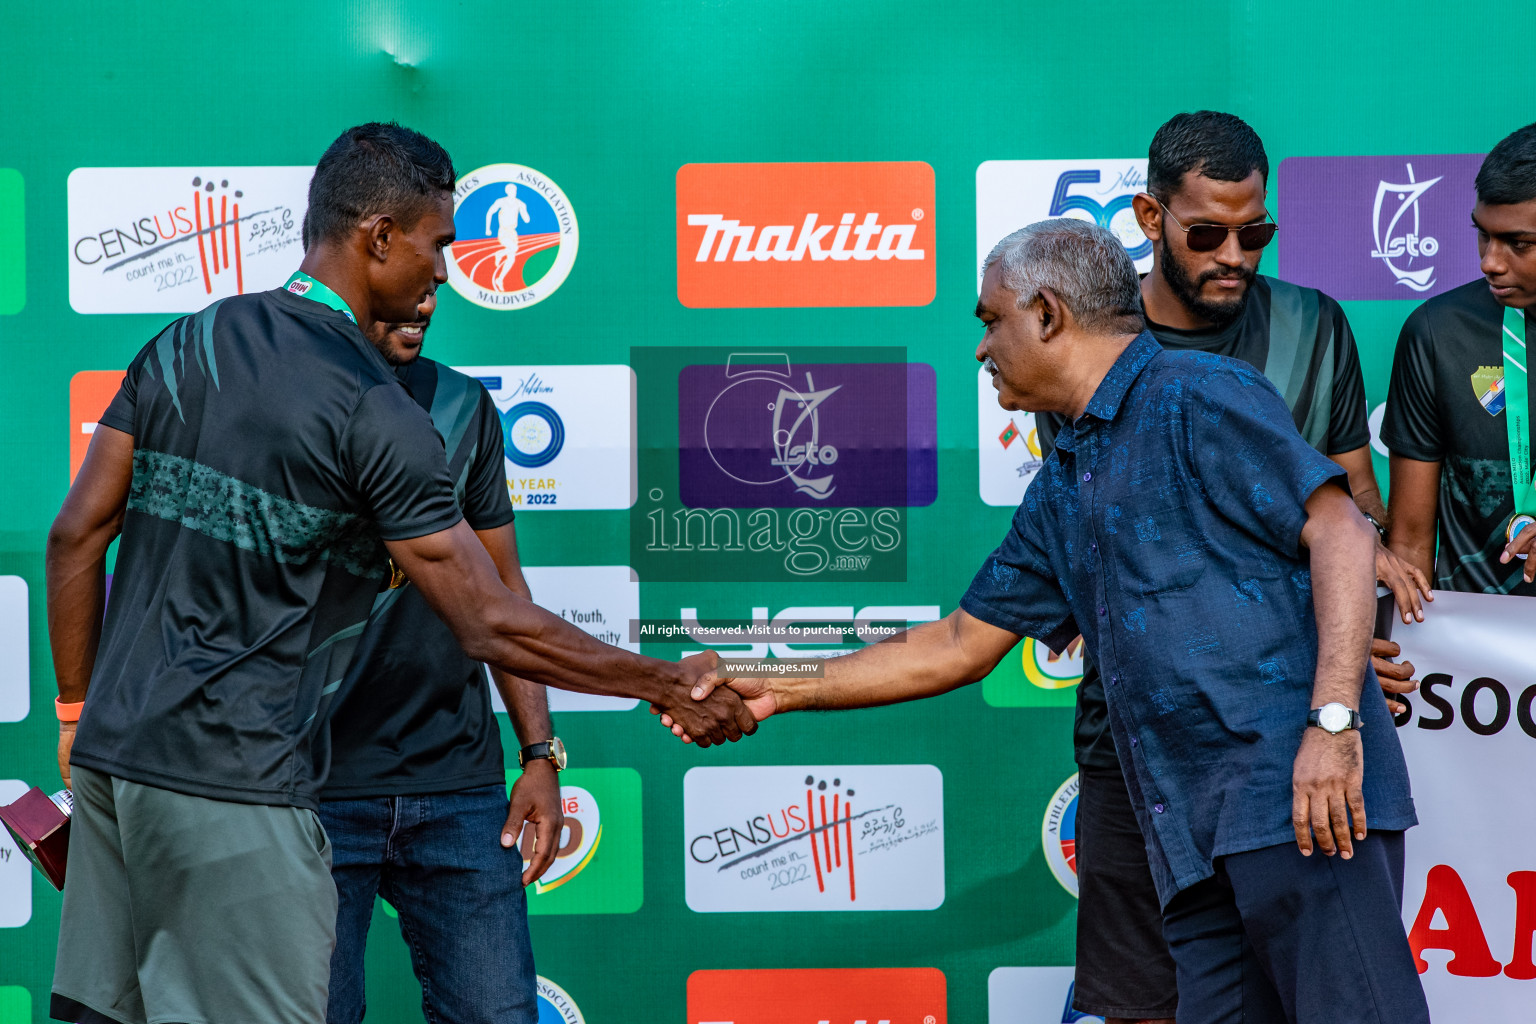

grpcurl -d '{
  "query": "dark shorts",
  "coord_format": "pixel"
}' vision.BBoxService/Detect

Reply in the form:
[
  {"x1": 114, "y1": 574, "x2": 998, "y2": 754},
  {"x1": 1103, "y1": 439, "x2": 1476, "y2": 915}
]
[
  {"x1": 51, "y1": 766, "x2": 336, "y2": 1024},
  {"x1": 1072, "y1": 763, "x2": 1179, "y2": 1020}
]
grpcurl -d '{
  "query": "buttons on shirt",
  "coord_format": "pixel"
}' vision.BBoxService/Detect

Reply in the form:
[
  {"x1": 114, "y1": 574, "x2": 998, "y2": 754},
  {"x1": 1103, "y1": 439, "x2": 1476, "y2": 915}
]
[
  {"x1": 1154, "y1": 803, "x2": 1165, "y2": 814},
  {"x1": 1129, "y1": 736, "x2": 1138, "y2": 747},
  {"x1": 1098, "y1": 605, "x2": 1107, "y2": 617},
  {"x1": 1090, "y1": 542, "x2": 1098, "y2": 552},
  {"x1": 1083, "y1": 472, "x2": 1093, "y2": 482},
  {"x1": 1110, "y1": 675, "x2": 1118, "y2": 685}
]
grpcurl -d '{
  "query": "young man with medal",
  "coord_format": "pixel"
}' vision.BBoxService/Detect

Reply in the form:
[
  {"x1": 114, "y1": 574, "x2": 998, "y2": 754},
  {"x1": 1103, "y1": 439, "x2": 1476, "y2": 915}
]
[
  {"x1": 1384, "y1": 122, "x2": 1536, "y2": 592},
  {"x1": 45, "y1": 122, "x2": 752, "y2": 1024}
]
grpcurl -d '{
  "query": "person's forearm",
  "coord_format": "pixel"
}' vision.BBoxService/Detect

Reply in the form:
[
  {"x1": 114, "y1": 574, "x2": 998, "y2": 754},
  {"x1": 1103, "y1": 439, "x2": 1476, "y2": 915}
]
[
  {"x1": 1307, "y1": 517, "x2": 1377, "y2": 708},
  {"x1": 494, "y1": 668, "x2": 554, "y2": 747},
  {"x1": 45, "y1": 530, "x2": 113, "y2": 703},
  {"x1": 1350, "y1": 485, "x2": 1388, "y2": 526},
  {"x1": 776, "y1": 614, "x2": 996, "y2": 713}
]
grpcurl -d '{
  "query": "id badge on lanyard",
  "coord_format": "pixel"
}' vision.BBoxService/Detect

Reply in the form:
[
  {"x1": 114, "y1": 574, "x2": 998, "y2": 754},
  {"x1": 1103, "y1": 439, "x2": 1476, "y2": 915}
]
[{"x1": 1501, "y1": 305, "x2": 1535, "y2": 557}]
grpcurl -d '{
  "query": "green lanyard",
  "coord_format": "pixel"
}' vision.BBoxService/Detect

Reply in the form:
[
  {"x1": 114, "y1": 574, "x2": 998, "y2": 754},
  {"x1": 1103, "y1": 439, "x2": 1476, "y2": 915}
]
[
  {"x1": 1501, "y1": 305, "x2": 1535, "y2": 549},
  {"x1": 284, "y1": 271, "x2": 357, "y2": 324}
]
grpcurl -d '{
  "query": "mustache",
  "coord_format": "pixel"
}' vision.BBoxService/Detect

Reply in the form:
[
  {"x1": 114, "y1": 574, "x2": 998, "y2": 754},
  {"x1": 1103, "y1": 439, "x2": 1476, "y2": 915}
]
[
  {"x1": 1197, "y1": 264, "x2": 1256, "y2": 286},
  {"x1": 982, "y1": 356, "x2": 999, "y2": 376}
]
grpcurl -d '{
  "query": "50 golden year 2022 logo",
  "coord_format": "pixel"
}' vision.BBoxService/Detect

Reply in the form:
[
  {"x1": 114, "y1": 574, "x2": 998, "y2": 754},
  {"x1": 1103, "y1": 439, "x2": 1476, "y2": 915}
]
[{"x1": 446, "y1": 164, "x2": 578, "y2": 310}]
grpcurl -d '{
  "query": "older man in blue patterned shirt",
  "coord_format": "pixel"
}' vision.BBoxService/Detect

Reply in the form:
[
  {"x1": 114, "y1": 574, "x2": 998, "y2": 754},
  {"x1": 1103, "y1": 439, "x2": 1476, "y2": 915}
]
[{"x1": 677, "y1": 218, "x2": 1429, "y2": 1023}]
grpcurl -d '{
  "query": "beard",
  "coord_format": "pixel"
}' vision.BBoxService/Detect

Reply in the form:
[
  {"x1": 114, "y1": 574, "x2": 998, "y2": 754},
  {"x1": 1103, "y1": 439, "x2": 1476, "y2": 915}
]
[{"x1": 1159, "y1": 235, "x2": 1255, "y2": 328}]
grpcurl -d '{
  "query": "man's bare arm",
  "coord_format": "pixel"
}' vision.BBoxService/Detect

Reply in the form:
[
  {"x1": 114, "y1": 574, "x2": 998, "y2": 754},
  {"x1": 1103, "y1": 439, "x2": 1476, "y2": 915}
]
[
  {"x1": 1293, "y1": 481, "x2": 1378, "y2": 860},
  {"x1": 46, "y1": 425, "x2": 135, "y2": 785},
  {"x1": 1386, "y1": 455, "x2": 1441, "y2": 580},
  {"x1": 474, "y1": 522, "x2": 554, "y2": 748},
  {"x1": 385, "y1": 522, "x2": 754, "y2": 746}
]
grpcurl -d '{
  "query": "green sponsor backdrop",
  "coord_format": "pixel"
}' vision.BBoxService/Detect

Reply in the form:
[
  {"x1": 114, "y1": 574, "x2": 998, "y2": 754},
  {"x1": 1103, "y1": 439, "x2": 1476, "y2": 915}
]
[{"x1": 0, "y1": 2, "x2": 1526, "y2": 1021}]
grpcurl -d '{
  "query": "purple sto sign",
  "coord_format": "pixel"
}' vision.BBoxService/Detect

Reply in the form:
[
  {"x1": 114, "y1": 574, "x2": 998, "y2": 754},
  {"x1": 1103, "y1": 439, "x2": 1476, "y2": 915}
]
[
  {"x1": 678, "y1": 358, "x2": 936, "y2": 508},
  {"x1": 1278, "y1": 154, "x2": 1485, "y2": 301}
]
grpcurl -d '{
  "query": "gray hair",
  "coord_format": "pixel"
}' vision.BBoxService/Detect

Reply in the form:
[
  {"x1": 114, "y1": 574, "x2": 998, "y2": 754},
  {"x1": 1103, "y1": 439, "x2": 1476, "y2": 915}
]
[{"x1": 982, "y1": 218, "x2": 1144, "y2": 335}]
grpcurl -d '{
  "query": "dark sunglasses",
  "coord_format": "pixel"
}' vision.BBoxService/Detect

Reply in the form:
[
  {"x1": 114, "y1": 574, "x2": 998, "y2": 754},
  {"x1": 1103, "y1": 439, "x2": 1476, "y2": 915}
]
[{"x1": 1151, "y1": 196, "x2": 1278, "y2": 252}]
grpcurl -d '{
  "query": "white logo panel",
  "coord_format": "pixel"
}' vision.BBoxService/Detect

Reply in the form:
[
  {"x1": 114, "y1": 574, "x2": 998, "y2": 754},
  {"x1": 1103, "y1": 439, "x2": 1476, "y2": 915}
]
[
  {"x1": 978, "y1": 367, "x2": 1044, "y2": 507},
  {"x1": 0, "y1": 577, "x2": 27, "y2": 722},
  {"x1": 0, "y1": 779, "x2": 33, "y2": 927},
  {"x1": 988, "y1": 967, "x2": 1101, "y2": 1023},
  {"x1": 457, "y1": 365, "x2": 635, "y2": 511},
  {"x1": 976, "y1": 159, "x2": 1152, "y2": 290},
  {"x1": 684, "y1": 764, "x2": 944, "y2": 913},
  {"x1": 491, "y1": 565, "x2": 640, "y2": 713},
  {"x1": 68, "y1": 166, "x2": 312, "y2": 314}
]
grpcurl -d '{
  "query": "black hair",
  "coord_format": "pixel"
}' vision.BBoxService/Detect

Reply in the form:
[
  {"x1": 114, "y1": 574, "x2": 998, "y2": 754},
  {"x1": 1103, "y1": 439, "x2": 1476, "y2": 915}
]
[
  {"x1": 1147, "y1": 111, "x2": 1269, "y2": 200},
  {"x1": 305, "y1": 122, "x2": 455, "y2": 245},
  {"x1": 1476, "y1": 123, "x2": 1536, "y2": 206}
]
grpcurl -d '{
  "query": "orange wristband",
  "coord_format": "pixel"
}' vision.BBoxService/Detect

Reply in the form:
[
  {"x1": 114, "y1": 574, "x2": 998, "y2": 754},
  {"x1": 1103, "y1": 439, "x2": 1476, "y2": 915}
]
[{"x1": 54, "y1": 697, "x2": 84, "y2": 722}]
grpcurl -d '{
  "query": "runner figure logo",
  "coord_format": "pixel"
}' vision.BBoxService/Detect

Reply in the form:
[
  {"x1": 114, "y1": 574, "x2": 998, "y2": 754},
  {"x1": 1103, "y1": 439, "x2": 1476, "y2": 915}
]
[{"x1": 447, "y1": 164, "x2": 578, "y2": 310}]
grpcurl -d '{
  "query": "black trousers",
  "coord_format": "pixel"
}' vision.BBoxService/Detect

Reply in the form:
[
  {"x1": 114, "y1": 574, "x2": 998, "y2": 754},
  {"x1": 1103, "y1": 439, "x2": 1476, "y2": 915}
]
[{"x1": 1162, "y1": 831, "x2": 1430, "y2": 1024}]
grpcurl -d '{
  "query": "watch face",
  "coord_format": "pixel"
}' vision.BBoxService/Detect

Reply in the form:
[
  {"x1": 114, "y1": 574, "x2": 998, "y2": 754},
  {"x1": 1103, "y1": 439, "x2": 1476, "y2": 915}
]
[
  {"x1": 549, "y1": 736, "x2": 568, "y2": 771},
  {"x1": 1318, "y1": 704, "x2": 1352, "y2": 733}
]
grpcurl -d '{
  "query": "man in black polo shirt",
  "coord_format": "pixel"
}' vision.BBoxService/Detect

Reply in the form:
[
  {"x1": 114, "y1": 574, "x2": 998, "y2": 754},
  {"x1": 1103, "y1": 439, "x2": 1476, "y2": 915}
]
[
  {"x1": 1385, "y1": 122, "x2": 1536, "y2": 596},
  {"x1": 320, "y1": 303, "x2": 560, "y2": 1024},
  {"x1": 45, "y1": 122, "x2": 752, "y2": 1024},
  {"x1": 1036, "y1": 112, "x2": 1429, "y2": 1024}
]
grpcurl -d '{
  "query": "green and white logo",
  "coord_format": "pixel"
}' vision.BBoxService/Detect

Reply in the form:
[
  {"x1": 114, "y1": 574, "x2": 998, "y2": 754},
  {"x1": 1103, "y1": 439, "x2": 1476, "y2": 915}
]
[
  {"x1": 0, "y1": 986, "x2": 29, "y2": 1024},
  {"x1": 981, "y1": 636, "x2": 1084, "y2": 708},
  {"x1": 0, "y1": 170, "x2": 23, "y2": 315},
  {"x1": 511, "y1": 767, "x2": 643, "y2": 915}
]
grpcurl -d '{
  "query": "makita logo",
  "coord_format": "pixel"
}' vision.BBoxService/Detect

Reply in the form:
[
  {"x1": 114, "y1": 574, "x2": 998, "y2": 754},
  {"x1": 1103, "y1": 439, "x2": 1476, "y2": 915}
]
[
  {"x1": 676, "y1": 162, "x2": 935, "y2": 308},
  {"x1": 686, "y1": 213, "x2": 925, "y2": 263}
]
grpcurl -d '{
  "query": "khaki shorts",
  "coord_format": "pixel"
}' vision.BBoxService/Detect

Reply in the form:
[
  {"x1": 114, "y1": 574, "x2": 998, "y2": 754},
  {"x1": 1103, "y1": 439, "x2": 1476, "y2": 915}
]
[{"x1": 51, "y1": 766, "x2": 337, "y2": 1024}]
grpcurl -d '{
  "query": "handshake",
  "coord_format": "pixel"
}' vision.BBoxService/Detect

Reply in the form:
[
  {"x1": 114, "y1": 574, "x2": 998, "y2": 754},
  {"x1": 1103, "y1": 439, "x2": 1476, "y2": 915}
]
[{"x1": 646, "y1": 651, "x2": 780, "y2": 747}]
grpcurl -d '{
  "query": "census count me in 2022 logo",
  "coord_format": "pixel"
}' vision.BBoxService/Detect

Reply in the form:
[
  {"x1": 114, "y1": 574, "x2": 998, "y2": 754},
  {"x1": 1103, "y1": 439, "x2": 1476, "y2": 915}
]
[
  {"x1": 1278, "y1": 154, "x2": 1484, "y2": 300},
  {"x1": 688, "y1": 967, "x2": 947, "y2": 1024},
  {"x1": 447, "y1": 164, "x2": 578, "y2": 310},
  {"x1": 456, "y1": 365, "x2": 634, "y2": 510},
  {"x1": 676, "y1": 161, "x2": 935, "y2": 308},
  {"x1": 976, "y1": 159, "x2": 1152, "y2": 289},
  {"x1": 68, "y1": 166, "x2": 311, "y2": 314},
  {"x1": 683, "y1": 764, "x2": 944, "y2": 913}
]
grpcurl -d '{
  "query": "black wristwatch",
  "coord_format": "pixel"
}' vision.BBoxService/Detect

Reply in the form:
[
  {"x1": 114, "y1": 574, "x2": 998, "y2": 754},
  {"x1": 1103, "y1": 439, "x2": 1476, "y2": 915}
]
[
  {"x1": 1307, "y1": 703, "x2": 1363, "y2": 734},
  {"x1": 518, "y1": 737, "x2": 567, "y2": 771},
  {"x1": 1360, "y1": 510, "x2": 1389, "y2": 543}
]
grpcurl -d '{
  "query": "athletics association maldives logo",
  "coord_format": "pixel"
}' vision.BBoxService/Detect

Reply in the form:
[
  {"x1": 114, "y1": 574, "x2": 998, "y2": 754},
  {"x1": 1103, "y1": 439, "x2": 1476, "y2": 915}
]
[
  {"x1": 447, "y1": 164, "x2": 578, "y2": 310},
  {"x1": 1278, "y1": 154, "x2": 1483, "y2": 301},
  {"x1": 68, "y1": 166, "x2": 312, "y2": 314},
  {"x1": 976, "y1": 159, "x2": 1153, "y2": 288},
  {"x1": 678, "y1": 354, "x2": 937, "y2": 508},
  {"x1": 683, "y1": 764, "x2": 944, "y2": 912},
  {"x1": 676, "y1": 161, "x2": 935, "y2": 308},
  {"x1": 1043, "y1": 774, "x2": 1081, "y2": 898},
  {"x1": 535, "y1": 976, "x2": 585, "y2": 1024}
]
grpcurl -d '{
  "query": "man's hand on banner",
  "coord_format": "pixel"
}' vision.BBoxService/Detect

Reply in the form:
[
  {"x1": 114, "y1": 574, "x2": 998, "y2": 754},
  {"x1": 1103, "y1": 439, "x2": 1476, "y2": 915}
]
[
  {"x1": 1500, "y1": 523, "x2": 1536, "y2": 581},
  {"x1": 1292, "y1": 727, "x2": 1367, "y2": 859},
  {"x1": 1376, "y1": 542, "x2": 1433, "y2": 625},
  {"x1": 1370, "y1": 639, "x2": 1417, "y2": 716}
]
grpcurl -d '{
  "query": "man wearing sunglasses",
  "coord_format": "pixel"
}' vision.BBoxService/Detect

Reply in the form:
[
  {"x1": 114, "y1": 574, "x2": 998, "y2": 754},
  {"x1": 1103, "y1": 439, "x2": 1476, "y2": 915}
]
[{"x1": 1033, "y1": 111, "x2": 1429, "y2": 1024}]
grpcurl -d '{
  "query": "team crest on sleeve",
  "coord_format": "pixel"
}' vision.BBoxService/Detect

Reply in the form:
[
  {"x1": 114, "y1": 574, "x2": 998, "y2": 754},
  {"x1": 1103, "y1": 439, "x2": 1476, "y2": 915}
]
[{"x1": 447, "y1": 164, "x2": 578, "y2": 310}]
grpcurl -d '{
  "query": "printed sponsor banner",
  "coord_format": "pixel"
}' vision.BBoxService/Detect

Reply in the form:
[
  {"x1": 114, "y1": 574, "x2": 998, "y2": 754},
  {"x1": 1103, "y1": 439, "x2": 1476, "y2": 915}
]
[
  {"x1": 1391, "y1": 591, "x2": 1536, "y2": 1017},
  {"x1": 456, "y1": 365, "x2": 635, "y2": 511},
  {"x1": 979, "y1": 367, "x2": 1044, "y2": 507},
  {"x1": 69, "y1": 370, "x2": 126, "y2": 483},
  {"x1": 0, "y1": 779, "x2": 32, "y2": 927},
  {"x1": 0, "y1": 987, "x2": 29, "y2": 1024},
  {"x1": 512, "y1": 768, "x2": 643, "y2": 915},
  {"x1": 988, "y1": 967, "x2": 1101, "y2": 1023},
  {"x1": 0, "y1": 578, "x2": 27, "y2": 724},
  {"x1": 976, "y1": 159, "x2": 1152, "y2": 289},
  {"x1": 67, "y1": 166, "x2": 311, "y2": 314},
  {"x1": 676, "y1": 162, "x2": 935, "y2": 308},
  {"x1": 678, "y1": 357, "x2": 936, "y2": 508},
  {"x1": 446, "y1": 164, "x2": 578, "y2": 310},
  {"x1": 674, "y1": 602, "x2": 940, "y2": 660},
  {"x1": 536, "y1": 976, "x2": 586, "y2": 1024},
  {"x1": 1042, "y1": 774, "x2": 1080, "y2": 898},
  {"x1": 1277, "y1": 154, "x2": 1484, "y2": 300},
  {"x1": 982, "y1": 636, "x2": 1084, "y2": 709},
  {"x1": 0, "y1": 169, "x2": 24, "y2": 315},
  {"x1": 683, "y1": 764, "x2": 944, "y2": 913},
  {"x1": 492, "y1": 565, "x2": 639, "y2": 712},
  {"x1": 688, "y1": 967, "x2": 947, "y2": 1024}
]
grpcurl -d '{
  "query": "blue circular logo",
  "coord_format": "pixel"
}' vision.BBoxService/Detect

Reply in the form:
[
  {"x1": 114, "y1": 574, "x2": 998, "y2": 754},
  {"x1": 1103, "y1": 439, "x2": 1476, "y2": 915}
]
[{"x1": 503, "y1": 401, "x2": 566, "y2": 468}]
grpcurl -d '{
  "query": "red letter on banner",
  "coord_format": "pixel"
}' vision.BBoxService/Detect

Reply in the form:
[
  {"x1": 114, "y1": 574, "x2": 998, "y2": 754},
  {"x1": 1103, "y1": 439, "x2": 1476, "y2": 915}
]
[
  {"x1": 1409, "y1": 864, "x2": 1502, "y2": 977},
  {"x1": 1505, "y1": 871, "x2": 1536, "y2": 980}
]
